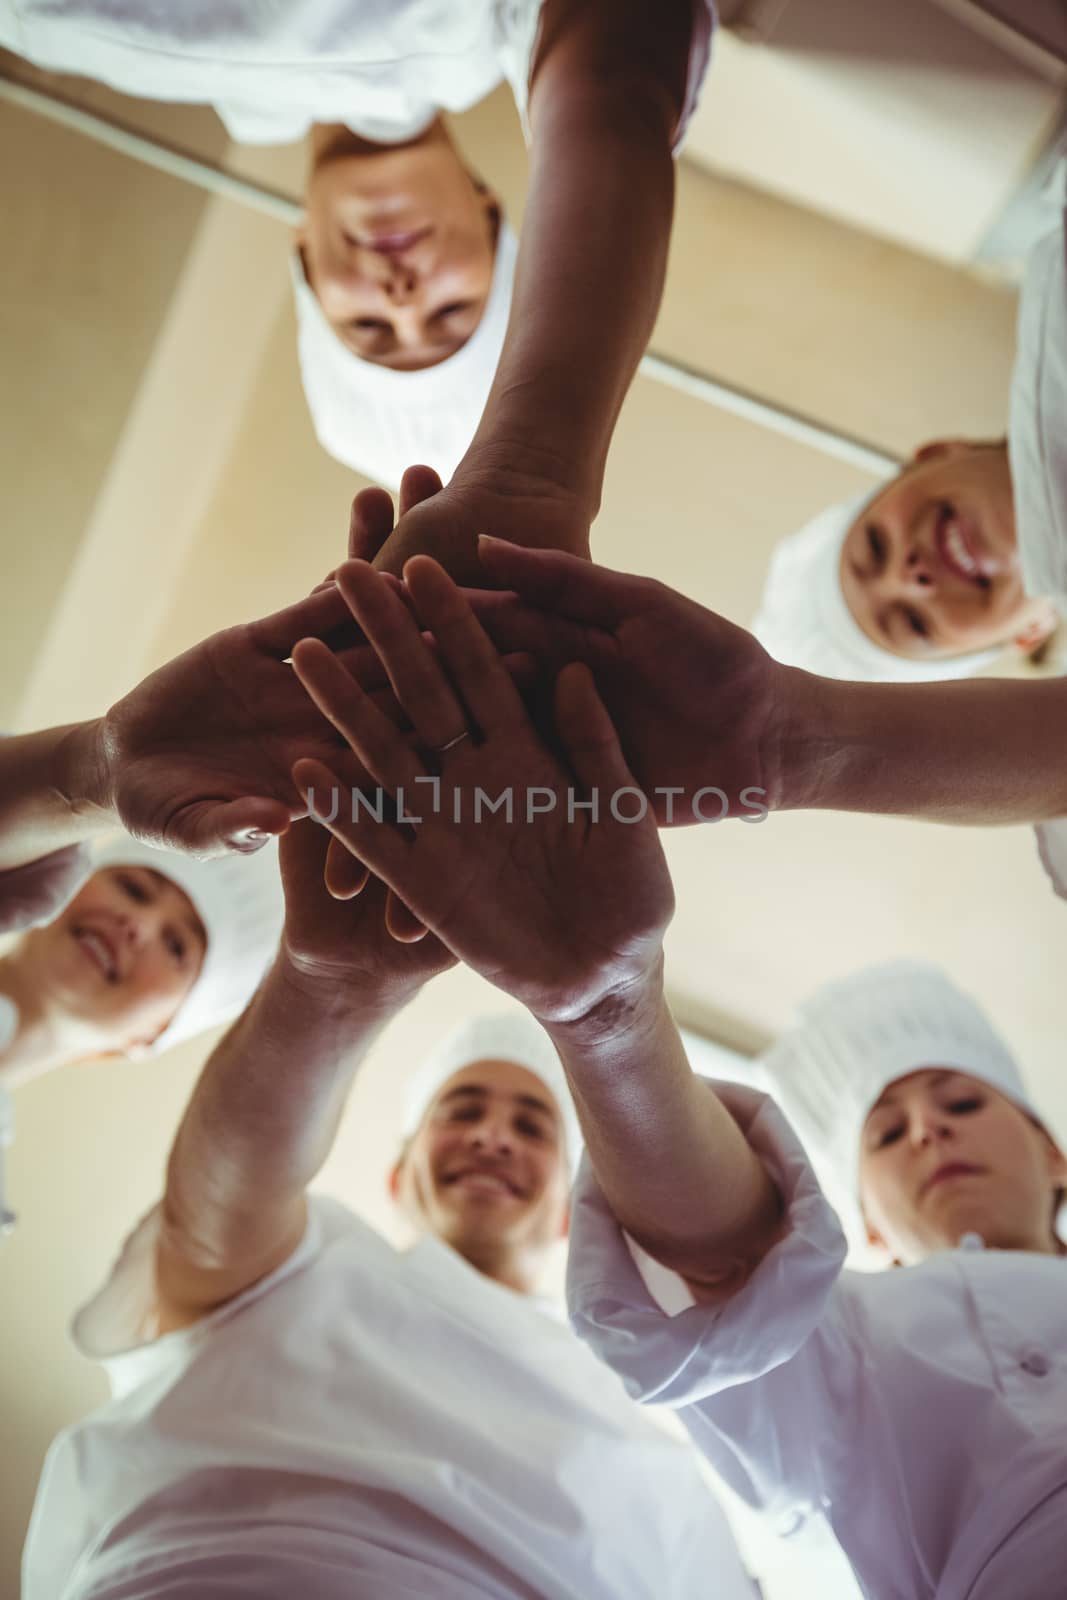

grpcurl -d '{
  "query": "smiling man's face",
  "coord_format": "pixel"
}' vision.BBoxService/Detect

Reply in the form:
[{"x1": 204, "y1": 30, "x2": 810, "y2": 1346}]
[
  {"x1": 838, "y1": 440, "x2": 1056, "y2": 663},
  {"x1": 393, "y1": 1058, "x2": 570, "y2": 1288}
]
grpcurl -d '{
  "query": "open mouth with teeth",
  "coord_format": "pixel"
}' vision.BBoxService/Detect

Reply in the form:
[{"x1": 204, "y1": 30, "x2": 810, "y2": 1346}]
[
  {"x1": 934, "y1": 505, "x2": 993, "y2": 589},
  {"x1": 442, "y1": 1168, "x2": 523, "y2": 1199},
  {"x1": 72, "y1": 925, "x2": 120, "y2": 983}
]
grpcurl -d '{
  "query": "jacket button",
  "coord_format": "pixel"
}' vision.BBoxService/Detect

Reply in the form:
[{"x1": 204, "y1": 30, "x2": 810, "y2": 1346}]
[{"x1": 1019, "y1": 1349, "x2": 1051, "y2": 1377}]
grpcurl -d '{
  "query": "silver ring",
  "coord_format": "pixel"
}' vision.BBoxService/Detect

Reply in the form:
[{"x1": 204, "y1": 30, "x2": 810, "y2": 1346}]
[{"x1": 434, "y1": 729, "x2": 471, "y2": 754}]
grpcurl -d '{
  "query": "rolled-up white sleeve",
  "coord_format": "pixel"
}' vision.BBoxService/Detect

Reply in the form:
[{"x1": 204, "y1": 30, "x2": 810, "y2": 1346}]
[{"x1": 566, "y1": 1079, "x2": 855, "y2": 1520}]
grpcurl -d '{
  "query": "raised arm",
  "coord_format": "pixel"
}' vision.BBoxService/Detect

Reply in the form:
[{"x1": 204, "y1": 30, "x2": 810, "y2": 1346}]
[
  {"x1": 154, "y1": 819, "x2": 454, "y2": 1334},
  {"x1": 372, "y1": 0, "x2": 704, "y2": 581},
  {"x1": 468, "y1": 539, "x2": 1067, "y2": 829},
  {"x1": 0, "y1": 496, "x2": 401, "y2": 932},
  {"x1": 289, "y1": 556, "x2": 782, "y2": 1291}
]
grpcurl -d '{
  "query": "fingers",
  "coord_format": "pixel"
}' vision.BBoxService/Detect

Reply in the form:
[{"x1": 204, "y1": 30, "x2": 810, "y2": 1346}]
[
  {"x1": 553, "y1": 663, "x2": 642, "y2": 808},
  {"x1": 474, "y1": 537, "x2": 640, "y2": 627},
  {"x1": 398, "y1": 464, "x2": 443, "y2": 518},
  {"x1": 348, "y1": 487, "x2": 396, "y2": 562},
  {"x1": 324, "y1": 836, "x2": 369, "y2": 899},
  {"x1": 401, "y1": 557, "x2": 529, "y2": 739},
  {"x1": 334, "y1": 561, "x2": 471, "y2": 751},
  {"x1": 291, "y1": 756, "x2": 415, "y2": 897},
  {"x1": 167, "y1": 796, "x2": 291, "y2": 858},
  {"x1": 386, "y1": 889, "x2": 429, "y2": 943},
  {"x1": 253, "y1": 583, "x2": 363, "y2": 658},
  {"x1": 291, "y1": 636, "x2": 428, "y2": 796}
]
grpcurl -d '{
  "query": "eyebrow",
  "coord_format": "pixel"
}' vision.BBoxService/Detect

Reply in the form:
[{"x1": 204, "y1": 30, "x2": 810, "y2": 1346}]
[
  {"x1": 437, "y1": 1084, "x2": 557, "y2": 1120},
  {"x1": 871, "y1": 1070, "x2": 955, "y2": 1112}
]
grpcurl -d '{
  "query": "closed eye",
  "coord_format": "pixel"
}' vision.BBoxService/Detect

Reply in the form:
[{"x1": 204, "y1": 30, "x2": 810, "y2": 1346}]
[
  {"x1": 902, "y1": 606, "x2": 929, "y2": 639},
  {"x1": 115, "y1": 871, "x2": 149, "y2": 903},
  {"x1": 947, "y1": 1097, "x2": 982, "y2": 1115},
  {"x1": 866, "y1": 524, "x2": 886, "y2": 568},
  {"x1": 433, "y1": 301, "x2": 473, "y2": 323},
  {"x1": 875, "y1": 1124, "x2": 904, "y2": 1149}
]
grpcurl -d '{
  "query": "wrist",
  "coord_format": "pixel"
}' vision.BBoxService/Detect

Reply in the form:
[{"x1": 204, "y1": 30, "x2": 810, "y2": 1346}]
[
  {"x1": 277, "y1": 940, "x2": 423, "y2": 1021},
  {"x1": 535, "y1": 953, "x2": 666, "y2": 1048},
  {"x1": 452, "y1": 438, "x2": 600, "y2": 535},
  {"x1": 768, "y1": 668, "x2": 850, "y2": 813},
  {"x1": 52, "y1": 720, "x2": 115, "y2": 833}
]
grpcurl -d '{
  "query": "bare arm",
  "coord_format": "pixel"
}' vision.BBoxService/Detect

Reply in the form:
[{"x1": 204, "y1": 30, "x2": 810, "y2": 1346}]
[
  {"x1": 466, "y1": 540, "x2": 1067, "y2": 830},
  {"x1": 373, "y1": 0, "x2": 700, "y2": 579},
  {"x1": 460, "y1": 0, "x2": 693, "y2": 512},
  {"x1": 788, "y1": 671, "x2": 1067, "y2": 825},
  {"x1": 545, "y1": 974, "x2": 782, "y2": 1296},
  {"x1": 155, "y1": 823, "x2": 454, "y2": 1333},
  {"x1": 0, "y1": 723, "x2": 112, "y2": 871},
  {"x1": 154, "y1": 953, "x2": 399, "y2": 1333}
]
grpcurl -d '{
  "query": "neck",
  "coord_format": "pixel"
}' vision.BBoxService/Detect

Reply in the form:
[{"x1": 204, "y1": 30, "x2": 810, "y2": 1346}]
[
  {"x1": 449, "y1": 1233, "x2": 546, "y2": 1297},
  {"x1": 0, "y1": 955, "x2": 90, "y2": 1088}
]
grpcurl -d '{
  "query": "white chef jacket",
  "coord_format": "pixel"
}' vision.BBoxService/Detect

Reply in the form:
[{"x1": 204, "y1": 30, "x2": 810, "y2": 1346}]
[
  {"x1": 1010, "y1": 192, "x2": 1067, "y2": 899},
  {"x1": 567, "y1": 1082, "x2": 1067, "y2": 1600},
  {"x1": 24, "y1": 1192, "x2": 758, "y2": 1600},
  {"x1": 0, "y1": 0, "x2": 714, "y2": 149}
]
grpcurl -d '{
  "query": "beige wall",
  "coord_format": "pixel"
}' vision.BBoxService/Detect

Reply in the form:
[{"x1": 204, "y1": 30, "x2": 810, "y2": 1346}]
[{"x1": 0, "y1": 54, "x2": 1059, "y2": 1598}]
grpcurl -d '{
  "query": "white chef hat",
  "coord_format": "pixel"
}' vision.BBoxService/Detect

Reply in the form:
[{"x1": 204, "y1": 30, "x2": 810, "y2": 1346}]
[
  {"x1": 760, "y1": 961, "x2": 1047, "y2": 1249},
  {"x1": 752, "y1": 497, "x2": 1003, "y2": 683},
  {"x1": 401, "y1": 1010, "x2": 582, "y2": 1176},
  {"x1": 291, "y1": 221, "x2": 519, "y2": 490},
  {"x1": 89, "y1": 834, "x2": 285, "y2": 1055},
  {"x1": 1009, "y1": 204, "x2": 1067, "y2": 601}
]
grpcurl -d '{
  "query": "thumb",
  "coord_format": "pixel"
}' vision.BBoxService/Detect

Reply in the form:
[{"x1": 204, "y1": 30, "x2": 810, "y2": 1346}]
[
  {"x1": 165, "y1": 796, "x2": 291, "y2": 858},
  {"x1": 398, "y1": 463, "x2": 443, "y2": 518},
  {"x1": 475, "y1": 538, "x2": 638, "y2": 626},
  {"x1": 348, "y1": 487, "x2": 397, "y2": 563},
  {"x1": 554, "y1": 663, "x2": 642, "y2": 810}
]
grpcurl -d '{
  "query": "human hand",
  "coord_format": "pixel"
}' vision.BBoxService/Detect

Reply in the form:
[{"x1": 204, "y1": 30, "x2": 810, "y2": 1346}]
[
  {"x1": 466, "y1": 540, "x2": 798, "y2": 825},
  {"x1": 0, "y1": 845, "x2": 91, "y2": 935},
  {"x1": 370, "y1": 463, "x2": 593, "y2": 586},
  {"x1": 278, "y1": 817, "x2": 454, "y2": 1003},
  {"x1": 90, "y1": 476, "x2": 423, "y2": 861},
  {"x1": 290, "y1": 558, "x2": 673, "y2": 1025}
]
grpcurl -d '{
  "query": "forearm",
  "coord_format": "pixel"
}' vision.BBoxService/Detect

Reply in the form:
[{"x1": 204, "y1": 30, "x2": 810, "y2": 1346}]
[
  {"x1": 0, "y1": 722, "x2": 113, "y2": 869},
  {"x1": 456, "y1": 84, "x2": 676, "y2": 527},
  {"x1": 161, "y1": 951, "x2": 411, "y2": 1273},
  {"x1": 541, "y1": 971, "x2": 781, "y2": 1289},
  {"x1": 785, "y1": 672, "x2": 1067, "y2": 824}
]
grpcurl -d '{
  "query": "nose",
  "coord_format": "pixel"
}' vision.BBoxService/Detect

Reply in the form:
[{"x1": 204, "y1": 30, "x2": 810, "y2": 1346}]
[
  {"x1": 909, "y1": 1107, "x2": 953, "y2": 1149},
  {"x1": 899, "y1": 545, "x2": 935, "y2": 592},
  {"x1": 345, "y1": 240, "x2": 420, "y2": 306},
  {"x1": 465, "y1": 1117, "x2": 513, "y2": 1158}
]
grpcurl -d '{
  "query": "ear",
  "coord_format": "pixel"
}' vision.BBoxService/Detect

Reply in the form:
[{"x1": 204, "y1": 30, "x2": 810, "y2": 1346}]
[
  {"x1": 1041, "y1": 1132, "x2": 1067, "y2": 1189},
  {"x1": 1013, "y1": 599, "x2": 1059, "y2": 652},
  {"x1": 558, "y1": 1204, "x2": 570, "y2": 1242},
  {"x1": 387, "y1": 1161, "x2": 403, "y2": 1202}
]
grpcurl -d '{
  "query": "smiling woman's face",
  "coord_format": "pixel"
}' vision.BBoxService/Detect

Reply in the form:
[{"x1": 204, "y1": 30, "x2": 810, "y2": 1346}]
[
  {"x1": 838, "y1": 440, "x2": 1056, "y2": 662},
  {"x1": 19, "y1": 865, "x2": 206, "y2": 1055},
  {"x1": 299, "y1": 123, "x2": 500, "y2": 371},
  {"x1": 859, "y1": 1067, "x2": 1066, "y2": 1263}
]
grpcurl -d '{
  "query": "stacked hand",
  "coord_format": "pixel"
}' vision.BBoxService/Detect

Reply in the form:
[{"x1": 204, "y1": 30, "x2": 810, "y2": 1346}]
[
  {"x1": 69, "y1": 471, "x2": 441, "y2": 862},
  {"x1": 370, "y1": 467, "x2": 594, "y2": 586},
  {"x1": 290, "y1": 557, "x2": 673, "y2": 1025},
  {"x1": 278, "y1": 818, "x2": 455, "y2": 1005},
  {"x1": 352, "y1": 459, "x2": 799, "y2": 827}
]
